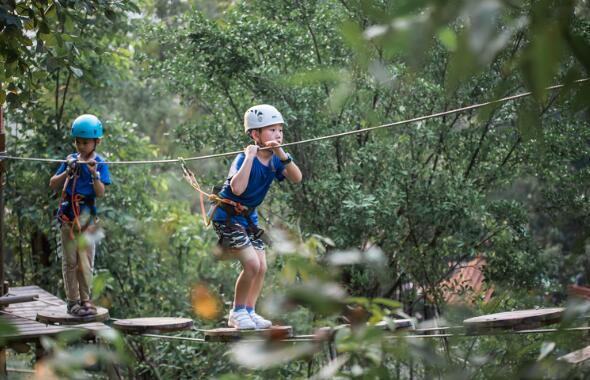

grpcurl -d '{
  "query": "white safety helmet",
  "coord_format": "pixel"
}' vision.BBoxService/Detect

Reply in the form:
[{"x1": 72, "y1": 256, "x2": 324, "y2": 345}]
[{"x1": 244, "y1": 104, "x2": 285, "y2": 133}]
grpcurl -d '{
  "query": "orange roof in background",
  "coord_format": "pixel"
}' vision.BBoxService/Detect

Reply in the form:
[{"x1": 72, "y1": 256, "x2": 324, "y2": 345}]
[{"x1": 440, "y1": 256, "x2": 494, "y2": 304}]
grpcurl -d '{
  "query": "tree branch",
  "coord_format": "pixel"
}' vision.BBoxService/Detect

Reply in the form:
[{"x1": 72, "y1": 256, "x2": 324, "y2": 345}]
[
  {"x1": 296, "y1": 0, "x2": 330, "y2": 97},
  {"x1": 57, "y1": 71, "x2": 72, "y2": 128}
]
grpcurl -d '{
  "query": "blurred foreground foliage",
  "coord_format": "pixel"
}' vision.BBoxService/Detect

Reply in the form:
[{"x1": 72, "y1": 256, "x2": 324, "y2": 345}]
[{"x1": 0, "y1": 0, "x2": 589, "y2": 378}]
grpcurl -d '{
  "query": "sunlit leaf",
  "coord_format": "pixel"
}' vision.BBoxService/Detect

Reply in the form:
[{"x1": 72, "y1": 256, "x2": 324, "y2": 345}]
[
  {"x1": 372, "y1": 298, "x2": 402, "y2": 309},
  {"x1": 286, "y1": 281, "x2": 346, "y2": 316},
  {"x1": 191, "y1": 283, "x2": 220, "y2": 320},
  {"x1": 312, "y1": 353, "x2": 350, "y2": 380},
  {"x1": 34, "y1": 360, "x2": 59, "y2": 380},
  {"x1": 69, "y1": 66, "x2": 83, "y2": 78},
  {"x1": 537, "y1": 341, "x2": 555, "y2": 361},
  {"x1": 231, "y1": 341, "x2": 318, "y2": 369},
  {"x1": 438, "y1": 27, "x2": 457, "y2": 52},
  {"x1": 516, "y1": 98, "x2": 538, "y2": 137},
  {"x1": 326, "y1": 249, "x2": 362, "y2": 265}
]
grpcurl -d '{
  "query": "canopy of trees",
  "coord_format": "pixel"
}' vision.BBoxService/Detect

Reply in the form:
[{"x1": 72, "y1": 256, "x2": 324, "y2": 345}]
[{"x1": 0, "y1": 0, "x2": 589, "y2": 378}]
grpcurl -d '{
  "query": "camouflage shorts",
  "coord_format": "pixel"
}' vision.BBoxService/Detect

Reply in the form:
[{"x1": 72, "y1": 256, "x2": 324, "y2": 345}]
[{"x1": 212, "y1": 222, "x2": 265, "y2": 251}]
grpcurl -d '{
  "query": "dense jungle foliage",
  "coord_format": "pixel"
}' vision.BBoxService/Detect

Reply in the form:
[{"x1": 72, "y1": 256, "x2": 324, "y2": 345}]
[{"x1": 0, "y1": 0, "x2": 589, "y2": 378}]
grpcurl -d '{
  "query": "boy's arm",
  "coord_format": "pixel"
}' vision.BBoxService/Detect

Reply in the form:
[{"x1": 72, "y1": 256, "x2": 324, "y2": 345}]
[
  {"x1": 266, "y1": 142, "x2": 302, "y2": 183},
  {"x1": 49, "y1": 155, "x2": 75, "y2": 189},
  {"x1": 87, "y1": 159, "x2": 106, "y2": 197},
  {"x1": 230, "y1": 146, "x2": 257, "y2": 196},
  {"x1": 282, "y1": 161, "x2": 302, "y2": 183},
  {"x1": 49, "y1": 171, "x2": 68, "y2": 190}
]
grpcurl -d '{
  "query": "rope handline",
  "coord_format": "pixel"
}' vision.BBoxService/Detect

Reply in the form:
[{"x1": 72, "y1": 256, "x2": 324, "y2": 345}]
[
  {"x1": 179, "y1": 157, "x2": 211, "y2": 226},
  {"x1": 179, "y1": 157, "x2": 254, "y2": 227},
  {"x1": 0, "y1": 78, "x2": 586, "y2": 166}
]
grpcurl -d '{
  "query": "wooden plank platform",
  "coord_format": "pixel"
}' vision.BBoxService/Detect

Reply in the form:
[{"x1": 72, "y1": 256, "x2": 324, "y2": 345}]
[
  {"x1": 37, "y1": 305, "x2": 109, "y2": 325},
  {"x1": 558, "y1": 345, "x2": 590, "y2": 365},
  {"x1": 0, "y1": 286, "x2": 111, "y2": 344},
  {"x1": 204, "y1": 326, "x2": 293, "y2": 342},
  {"x1": 463, "y1": 308, "x2": 563, "y2": 330},
  {"x1": 113, "y1": 317, "x2": 193, "y2": 334}
]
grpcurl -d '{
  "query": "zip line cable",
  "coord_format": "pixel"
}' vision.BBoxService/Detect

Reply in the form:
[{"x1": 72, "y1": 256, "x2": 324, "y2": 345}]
[{"x1": 0, "y1": 78, "x2": 587, "y2": 166}]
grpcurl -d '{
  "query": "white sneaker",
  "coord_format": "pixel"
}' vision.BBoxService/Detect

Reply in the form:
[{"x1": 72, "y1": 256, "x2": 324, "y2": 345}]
[
  {"x1": 249, "y1": 311, "x2": 272, "y2": 329},
  {"x1": 228, "y1": 309, "x2": 256, "y2": 330}
]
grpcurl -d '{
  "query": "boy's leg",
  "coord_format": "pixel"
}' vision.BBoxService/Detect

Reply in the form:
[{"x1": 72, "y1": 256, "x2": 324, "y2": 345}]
[
  {"x1": 245, "y1": 249, "x2": 267, "y2": 308},
  {"x1": 61, "y1": 227, "x2": 80, "y2": 303},
  {"x1": 245, "y1": 249, "x2": 272, "y2": 329},
  {"x1": 232, "y1": 246, "x2": 260, "y2": 307},
  {"x1": 77, "y1": 242, "x2": 94, "y2": 304},
  {"x1": 213, "y1": 222, "x2": 260, "y2": 329},
  {"x1": 226, "y1": 246, "x2": 259, "y2": 329}
]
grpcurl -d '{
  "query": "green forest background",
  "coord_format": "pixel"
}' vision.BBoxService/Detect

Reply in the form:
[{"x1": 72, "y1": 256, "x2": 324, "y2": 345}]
[{"x1": 1, "y1": 0, "x2": 589, "y2": 378}]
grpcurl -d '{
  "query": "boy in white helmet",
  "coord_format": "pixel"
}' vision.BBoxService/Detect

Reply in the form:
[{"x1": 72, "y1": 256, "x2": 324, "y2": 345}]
[{"x1": 211, "y1": 104, "x2": 302, "y2": 330}]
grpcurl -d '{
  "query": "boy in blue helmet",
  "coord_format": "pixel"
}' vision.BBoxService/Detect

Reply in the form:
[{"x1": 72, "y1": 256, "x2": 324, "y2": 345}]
[
  {"x1": 49, "y1": 114, "x2": 111, "y2": 316},
  {"x1": 211, "y1": 104, "x2": 302, "y2": 330}
]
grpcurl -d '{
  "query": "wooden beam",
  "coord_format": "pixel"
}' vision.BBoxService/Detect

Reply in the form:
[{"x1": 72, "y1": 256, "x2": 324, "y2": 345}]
[
  {"x1": 0, "y1": 294, "x2": 39, "y2": 306},
  {"x1": 204, "y1": 325, "x2": 293, "y2": 342},
  {"x1": 36, "y1": 305, "x2": 109, "y2": 325},
  {"x1": 113, "y1": 317, "x2": 193, "y2": 334},
  {"x1": 558, "y1": 345, "x2": 590, "y2": 365},
  {"x1": 463, "y1": 308, "x2": 563, "y2": 330}
]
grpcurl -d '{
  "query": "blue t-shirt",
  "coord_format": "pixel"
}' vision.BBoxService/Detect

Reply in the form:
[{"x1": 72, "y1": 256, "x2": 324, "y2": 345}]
[
  {"x1": 212, "y1": 153, "x2": 286, "y2": 226},
  {"x1": 56, "y1": 153, "x2": 111, "y2": 198}
]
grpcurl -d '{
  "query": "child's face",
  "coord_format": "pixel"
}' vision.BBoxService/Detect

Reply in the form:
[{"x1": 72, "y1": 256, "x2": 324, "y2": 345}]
[
  {"x1": 75, "y1": 138, "x2": 99, "y2": 155},
  {"x1": 256, "y1": 124, "x2": 283, "y2": 145}
]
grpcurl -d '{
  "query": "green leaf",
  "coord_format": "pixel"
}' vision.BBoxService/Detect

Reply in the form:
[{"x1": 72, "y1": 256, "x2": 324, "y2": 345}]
[
  {"x1": 566, "y1": 31, "x2": 590, "y2": 74},
  {"x1": 517, "y1": 101, "x2": 543, "y2": 146},
  {"x1": 571, "y1": 82, "x2": 590, "y2": 113},
  {"x1": 39, "y1": 32, "x2": 57, "y2": 47},
  {"x1": 5, "y1": 92, "x2": 19, "y2": 106},
  {"x1": 69, "y1": 66, "x2": 83, "y2": 78},
  {"x1": 527, "y1": 20, "x2": 563, "y2": 102},
  {"x1": 0, "y1": 320, "x2": 18, "y2": 345},
  {"x1": 44, "y1": 4, "x2": 57, "y2": 22},
  {"x1": 39, "y1": 21, "x2": 50, "y2": 34},
  {"x1": 438, "y1": 27, "x2": 457, "y2": 51},
  {"x1": 372, "y1": 297, "x2": 402, "y2": 309},
  {"x1": 445, "y1": 33, "x2": 478, "y2": 95}
]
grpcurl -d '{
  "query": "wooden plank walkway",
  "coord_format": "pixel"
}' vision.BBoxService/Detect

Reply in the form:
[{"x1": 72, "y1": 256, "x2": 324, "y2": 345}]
[
  {"x1": 0, "y1": 285, "x2": 110, "y2": 344},
  {"x1": 558, "y1": 345, "x2": 590, "y2": 365},
  {"x1": 463, "y1": 308, "x2": 563, "y2": 330}
]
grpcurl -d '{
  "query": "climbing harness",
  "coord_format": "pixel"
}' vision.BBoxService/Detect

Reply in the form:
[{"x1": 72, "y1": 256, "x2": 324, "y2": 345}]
[
  {"x1": 56, "y1": 155, "x2": 98, "y2": 239},
  {"x1": 178, "y1": 158, "x2": 265, "y2": 239}
]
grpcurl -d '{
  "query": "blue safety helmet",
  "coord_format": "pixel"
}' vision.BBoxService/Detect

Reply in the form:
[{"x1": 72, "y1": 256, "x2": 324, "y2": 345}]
[{"x1": 71, "y1": 114, "x2": 103, "y2": 139}]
